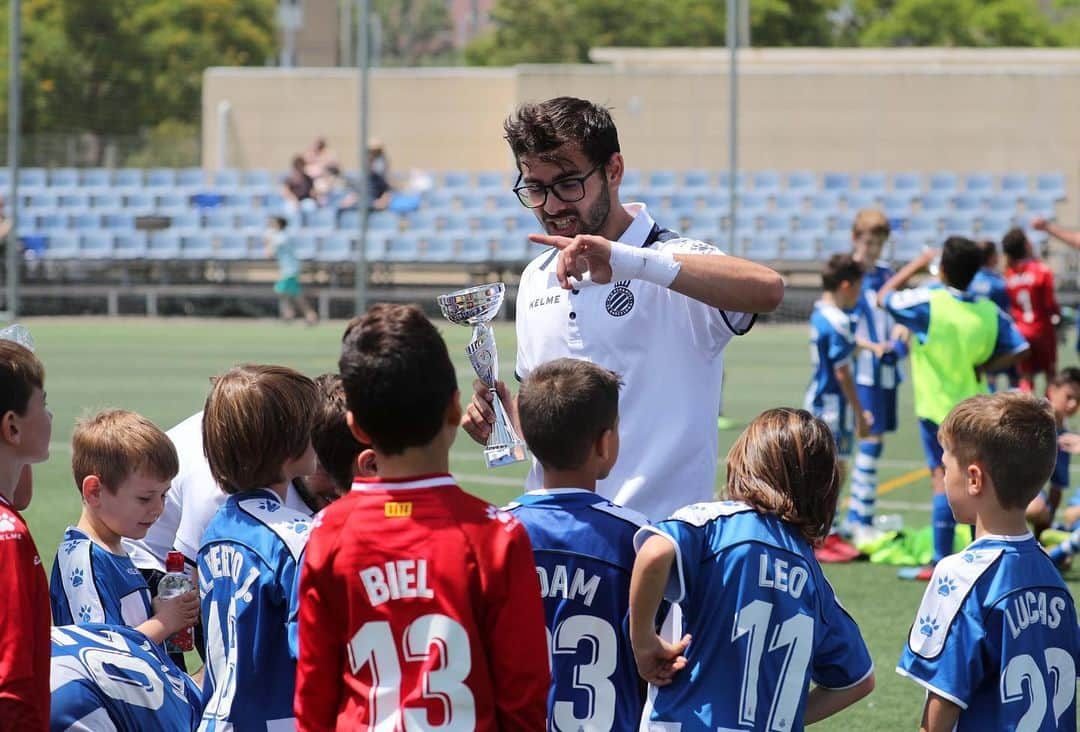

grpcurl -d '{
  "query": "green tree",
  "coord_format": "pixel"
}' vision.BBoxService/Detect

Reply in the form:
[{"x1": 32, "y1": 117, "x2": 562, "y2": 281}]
[
  {"x1": 854, "y1": 0, "x2": 1061, "y2": 47},
  {"x1": 373, "y1": 0, "x2": 455, "y2": 66}
]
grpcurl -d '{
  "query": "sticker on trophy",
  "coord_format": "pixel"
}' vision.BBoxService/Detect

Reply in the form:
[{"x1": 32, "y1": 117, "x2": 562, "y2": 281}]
[{"x1": 437, "y1": 283, "x2": 528, "y2": 468}]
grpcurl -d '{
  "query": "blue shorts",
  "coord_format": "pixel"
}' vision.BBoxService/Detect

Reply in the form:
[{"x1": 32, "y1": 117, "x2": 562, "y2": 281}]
[
  {"x1": 919, "y1": 418, "x2": 944, "y2": 471},
  {"x1": 856, "y1": 384, "x2": 898, "y2": 436}
]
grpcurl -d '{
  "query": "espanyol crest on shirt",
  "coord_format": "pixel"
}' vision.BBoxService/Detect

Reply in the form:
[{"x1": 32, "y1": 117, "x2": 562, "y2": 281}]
[{"x1": 606, "y1": 280, "x2": 635, "y2": 317}]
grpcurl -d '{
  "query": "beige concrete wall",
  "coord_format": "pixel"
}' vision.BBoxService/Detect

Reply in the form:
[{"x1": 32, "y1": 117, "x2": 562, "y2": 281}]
[
  {"x1": 294, "y1": 0, "x2": 339, "y2": 67},
  {"x1": 202, "y1": 49, "x2": 1080, "y2": 205}
]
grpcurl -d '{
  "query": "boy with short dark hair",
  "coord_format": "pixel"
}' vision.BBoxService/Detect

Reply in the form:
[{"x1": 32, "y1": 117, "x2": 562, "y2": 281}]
[
  {"x1": 0, "y1": 340, "x2": 52, "y2": 731},
  {"x1": 297, "y1": 372, "x2": 373, "y2": 507},
  {"x1": 1003, "y1": 226, "x2": 1060, "y2": 393},
  {"x1": 198, "y1": 364, "x2": 320, "y2": 730},
  {"x1": 897, "y1": 392, "x2": 1080, "y2": 731},
  {"x1": 878, "y1": 237, "x2": 1029, "y2": 579},
  {"x1": 1024, "y1": 367, "x2": 1080, "y2": 537},
  {"x1": 806, "y1": 253, "x2": 871, "y2": 458},
  {"x1": 295, "y1": 303, "x2": 549, "y2": 730},
  {"x1": 506, "y1": 358, "x2": 648, "y2": 730},
  {"x1": 51, "y1": 410, "x2": 198, "y2": 645}
]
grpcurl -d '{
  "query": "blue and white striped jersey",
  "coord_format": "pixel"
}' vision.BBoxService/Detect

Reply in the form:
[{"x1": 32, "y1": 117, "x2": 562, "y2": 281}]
[{"x1": 50, "y1": 527, "x2": 151, "y2": 629}]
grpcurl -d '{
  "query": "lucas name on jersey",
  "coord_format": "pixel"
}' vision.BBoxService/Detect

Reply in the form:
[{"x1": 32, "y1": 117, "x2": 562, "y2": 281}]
[
  {"x1": 536, "y1": 564, "x2": 601, "y2": 607},
  {"x1": 758, "y1": 553, "x2": 809, "y2": 599},
  {"x1": 360, "y1": 559, "x2": 434, "y2": 607},
  {"x1": 1004, "y1": 590, "x2": 1068, "y2": 640}
]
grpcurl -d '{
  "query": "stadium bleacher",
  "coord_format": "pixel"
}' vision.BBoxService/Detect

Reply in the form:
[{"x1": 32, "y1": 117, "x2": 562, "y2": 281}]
[{"x1": 7, "y1": 168, "x2": 1065, "y2": 267}]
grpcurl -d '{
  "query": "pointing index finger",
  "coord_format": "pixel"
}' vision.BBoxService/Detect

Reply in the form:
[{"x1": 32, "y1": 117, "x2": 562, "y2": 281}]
[{"x1": 528, "y1": 233, "x2": 573, "y2": 250}]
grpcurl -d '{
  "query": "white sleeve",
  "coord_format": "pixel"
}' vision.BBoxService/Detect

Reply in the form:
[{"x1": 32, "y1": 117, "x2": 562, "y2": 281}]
[
  {"x1": 173, "y1": 457, "x2": 226, "y2": 561},
  {"x1": 514, "y1": 269, "x2": 533, "y2": 382}
]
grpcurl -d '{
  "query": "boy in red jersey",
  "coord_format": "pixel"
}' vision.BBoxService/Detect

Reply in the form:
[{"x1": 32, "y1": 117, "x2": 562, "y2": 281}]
[
  {"x1": 294, "y1": 303, "x2": 549, "y2": 731},
  {"x1": 0, "y1": 340, "x2": 53, "y2": 731},
  {"x1": 1003, "y1": 226, "x2": 1059, "y2": 393}
]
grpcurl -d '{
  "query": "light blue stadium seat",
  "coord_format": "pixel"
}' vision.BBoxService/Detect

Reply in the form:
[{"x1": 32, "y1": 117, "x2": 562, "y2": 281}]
[
  {"x1": 170, "y1": 212, "x2": 202, "y2": 230},
  {"x1": 795, "y1": 212, "x2": 830, "y2": 233},
  {"x1": 178, "y1": 233, "x2": 214, "y2": 260},
  {"x1": 43, "y1": 234, "x2": 80, "y2": 260},
  {"x1": 203, "y1": 210, "x2": 237, "y2": 229},
  {"x1": 979, "y1": 213, "x2": 1017, "y2": 239},
  {"x1": 1024, "y1": 193, "x2": 1058, "y2": 216},
  {"x1": 69, "y1": 211, "x2": 100, "y2": 230},
  {"x1": 759, "y1": 213, "x2": 790, "y2": 233},
  {"x1": 823, "y1": 172, "x2": 851, "y2": 192},
  {"x1": 406, "y1": 210, "x2": 439, "y2": 231},
  {"x1": 156, "y1": 192, "x2": 188, "y2": 210},
  {"x1": 90, "y1": 192, "x2": 123, "y2": 209},
  {"x1": 683, "y1": 170, "x2": 711, "y2": 188},
  {"x1": 102, "y1": 213, "x2": 135, "y2": 230},
  {"x1": 474, "y1": 213, "x2": 507, "y2": 234},
  {"x1": 125, "y1": 192, "x2": 154, "y2": 211},
  {"x1": 808, "y1": 191, "x2": 842, "y2": 211},
  {"x1": 857, "y1": 172, "x2": 886, "y2": 192},
  {"x1": 952, "y1": 194, "x2": 983, "y2": 212},
  {"x1": 964, "y1": 172, "x2": 993, "y2": 193},
  {"x1": 147, "y1": 232, "x2": 182, "y2": 260},
  {"x1": 291, "y1": 232, "x2": 318, "y2": 260},
  {"x1": 1000, "y1": 173, "x2": 1029, "y2": 194},
  {"x1": 773, "y1": 192, "x2": 803, "y2": 211},
  {"x1": 684, "y1": 214, "x2": 722, "y2": 236},
  {"x1": 475, "y1": 171, "x2": 506, "y2": 189},
  {"x1": 784, "y1": 233, "x2": 818, "y2": 261},
  {"x1": 905, "y1": 216, "x2": 938, "y2": 235},
  {"x1": 440, "y1": 213, "x2": 471, "y2": 233},
  {"x1": 240, "y1": 170, "x2": 270, "y2": 187},
  {"x1": 214, "y1": 234, "x2": 250, "y2": 260},
  {"x1": 511, "y1": 211, "x2": 539, "y2": 232},
  {"x1": 622, "y1": 170, "x2": 642, "y2": 189},
  {"x1": 455, "y1": 193, "x2": 489, "y2": 211},
  {"x1": 382, "y1": 233, "x2": 421, "y2": 262},
  {"x1": 49, "y1": 168, "x2": 79, "y2": 187},
  {"x1": 303, "y1": 208, "x2": 336, "y2": 229},
  {"x1": 114, "y1": 169, "x2": 143, "y2": 187},
  {"x1": 213, "y1": 169, "x2": 243, "y2": 188},
  {"x1": 892, "y1": 235, "x2": 931, "y2": 262},
  {"x1": 36, "y1": 213, "x2": 67, "y2": 231},
  {"x1": 881, "y1": 193, "x2": 914, "y2": 219},
  {"x1": 0, "y1": 170, "x2": 9, "y2": 187},
  {"x1": 753, "y1": 171, "x2": 781, "y2": 191},
  {"x1": 1035, "y1": 173, "x2": 1066, "y2": 201},
  {"x1": 746, "y1": 235, "x2": 780, "y2": 261},
  {"x1": 844, "y1": 191, "x2": 880, "y2": 210},
  {"x1": 669, "y1": 192, "x2": 698, "y2": 211},
  {"x1": 638, "y1": 192, "x2": 666, "y2": 212},
  {"x1": 941, "y1": 214, "x2": 978, "y2": 237},
  {"x1": 740, "y1": 191, "x2": 770, "y2": 210},
  {"x1": 442, "y1": 171, "x2": 470, "y2": 188},
  {"x1": 58, "y1": 192, "x2": 90, "y2": 208},
  {"x1": 315, "y1": 234, "x2": 356, "y2": 262},
  {"x1": 929, "y1": 172, "x2": 958, "y2": 193},
  {"x1": 785, "y1": 171, "x2": 816, "y2": 191},
  {"x1": 79, "y1": 233, "x2": 114, "y2": 259},
  {"x1": 178, "y1": 168, "x2": 207, "y2": 187},
  {"x1": 146, "y1": 169, "x2": 177, "y2": 188},
  {"x1": 459, "y1": 235, "x2": 492, "y2": 263},
  {"x1": 422, "y1": 235, "x2": 456, "y2": 263},
  {"x1": 984, "y1": 193, "x2": 1018, "y2": 215},
  {"x1": 27, "y1": 192, "x2": 58, "y2": 209},
  {"x1": 920, "y1": 194, "x2": 950, "y2": 213},
  {"x1": 891, "y1": 172, "x2": 922, "y2": 193},
  {"x1": 822, "y1": 234, "x2": 850, "y2": 256},
  {"x1": 716, "y1": 170, "x2": 748, "y2": 189},
  {"x1": 494, "y1": 234, "x2": 528, "y2": 263},
  {"x1": 649, "y1": 171, "x2": 678, "y2": 188},
  {"x1": 112, "y1": 232, "x2": 148, "y2": 259},
  {"x1": 19, "y1": 169, "x2": 47, "y2": 187}
]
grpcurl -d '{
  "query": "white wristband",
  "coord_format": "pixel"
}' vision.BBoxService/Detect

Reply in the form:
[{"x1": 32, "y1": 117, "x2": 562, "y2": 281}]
[{"x1": 609, "y1": 241, "x2": 682, "y2": 287}]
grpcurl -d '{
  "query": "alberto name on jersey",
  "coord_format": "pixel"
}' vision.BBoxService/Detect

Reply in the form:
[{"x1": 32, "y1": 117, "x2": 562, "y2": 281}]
[
  {"x1": 635, "y1": 501, "x2": 873, "y2": 732},
  {"x1": 506, "y1": 488, "x2": 649, "y2": 732},
  {"x1": 897, "y1": 534, "x2": 1080, "y2": 731},
  {"x1": 50, "y1": 623, "x2": 201, "y2": 732},
  {"x1": 197, "y1": 488, "x2": 311, "y2": 731}
]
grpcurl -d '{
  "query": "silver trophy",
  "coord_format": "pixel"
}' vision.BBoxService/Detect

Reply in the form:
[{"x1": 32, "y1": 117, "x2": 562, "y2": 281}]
[{"x1": 437, "y1": 283, "x2": 527, "y2": 468}]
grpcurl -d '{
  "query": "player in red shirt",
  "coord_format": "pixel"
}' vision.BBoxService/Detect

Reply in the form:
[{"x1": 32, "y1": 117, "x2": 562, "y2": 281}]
[
  {"x1": 0, "y1": 339, "x2": 53, "y2": 732},
  {"x1": 1003, "y1": 226, "x2": 1059, "y2": 393},
  {"x1": 294, "y1": 304, "x2": 549, "y2": 731}
]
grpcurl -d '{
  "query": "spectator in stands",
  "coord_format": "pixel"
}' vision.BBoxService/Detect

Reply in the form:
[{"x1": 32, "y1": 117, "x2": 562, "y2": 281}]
[
  {"x1": 265, "y1": 216, "x2": 317, "y2": 326},
  {"x1": 281, "y1": 155, "x2": 316, "y2": 213},
  {"x1": 302, "y1": 136, "x2": 338, "y2": 180},
  {"x1": 0, "y1": 196, "x2": 11, "y2": 243},
  {"x1": 368, "y1": 138, "x2": 389, "y2": 177}
]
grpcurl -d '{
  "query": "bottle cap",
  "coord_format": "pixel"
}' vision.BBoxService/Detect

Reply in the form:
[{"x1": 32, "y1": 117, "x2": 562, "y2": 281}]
[{"x1": 165, "y1": 550, "x2": 186, "y2": 573}]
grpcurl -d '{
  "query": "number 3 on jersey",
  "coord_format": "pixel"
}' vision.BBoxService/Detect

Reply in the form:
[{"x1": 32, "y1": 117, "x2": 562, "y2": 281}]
[
  {"x1": 546, "y1": 615, "x2": 618, "y2": 731},
  {"x1": 348, "y1": 613, "x2": 476, "y2": 731}
]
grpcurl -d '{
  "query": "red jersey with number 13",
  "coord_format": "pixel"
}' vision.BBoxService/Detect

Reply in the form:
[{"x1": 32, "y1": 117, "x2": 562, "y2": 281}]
[
  {"x1": 1005, "y1": 258, "x2": 1059, "y2": 337},
  {"x1": 294, "y1": 474, "x2": 549, "y2": 732}
]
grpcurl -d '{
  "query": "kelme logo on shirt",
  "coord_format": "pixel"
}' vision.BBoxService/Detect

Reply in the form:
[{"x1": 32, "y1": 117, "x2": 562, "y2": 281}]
[
  {"x1": 384, "y1": 501, "x2": 412, "y2": 518},
  {"x1": 605, "y1": 280, "x2": 634, "y2": 317}
]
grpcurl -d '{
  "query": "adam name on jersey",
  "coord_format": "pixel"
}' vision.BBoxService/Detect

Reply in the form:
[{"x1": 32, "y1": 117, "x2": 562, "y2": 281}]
[{"x1": 536, "y1": 564, "x2": 601, "y2": 607}]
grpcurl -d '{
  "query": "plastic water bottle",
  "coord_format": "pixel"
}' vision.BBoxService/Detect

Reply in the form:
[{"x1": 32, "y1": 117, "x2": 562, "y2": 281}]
[
  {"x1": 874, "y1": 514, "x2": 904, "y2": 532},
  {"x1": 159, "y1": 551, "x2": 194, "y2": 653}
]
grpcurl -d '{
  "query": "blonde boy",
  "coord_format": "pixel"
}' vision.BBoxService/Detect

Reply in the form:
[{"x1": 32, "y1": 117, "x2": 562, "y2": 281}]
[
  {"x1": 50, "y1": 410, "x2": 199, "y2": 644},
  {"x1": 897, "y1": 393, "x2": 1080, "y2": 730}
]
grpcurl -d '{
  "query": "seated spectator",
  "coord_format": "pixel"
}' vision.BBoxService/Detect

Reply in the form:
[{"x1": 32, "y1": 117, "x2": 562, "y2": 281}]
[
  {"x1": 281, "y1": 155, "x2": 316, "y2": 213},
  {"x1": 303, "y1": 136, "x2": 338, "y2": 180}
]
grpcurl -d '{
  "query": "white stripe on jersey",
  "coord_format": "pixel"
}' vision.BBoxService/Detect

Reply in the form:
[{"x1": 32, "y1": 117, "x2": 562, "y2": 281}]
[
  {"x1": 57, "y1": 539, "x2": 105, "y2": 624},
  {"x1": 62, "y1": 707, "x2": 119, "y2": 732}
]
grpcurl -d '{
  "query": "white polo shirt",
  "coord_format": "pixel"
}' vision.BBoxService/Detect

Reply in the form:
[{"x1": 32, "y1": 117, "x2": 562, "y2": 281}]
[
  {"x1": 124, "y1": 411, "x2": 313, "y2": 571},
  {"x1": 515, "y1": 203, "x2": 754, "y2": 521}
]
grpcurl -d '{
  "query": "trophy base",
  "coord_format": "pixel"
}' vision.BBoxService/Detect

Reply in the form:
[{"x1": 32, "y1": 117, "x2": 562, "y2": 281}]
[{"x1": 484, "y1": 442, "x2": 528, "y2": 468}]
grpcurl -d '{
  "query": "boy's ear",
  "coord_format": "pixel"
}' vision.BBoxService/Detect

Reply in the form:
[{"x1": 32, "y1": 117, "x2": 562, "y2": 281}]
[
  {"x1": 445, "y1": 390, "x2": 462, "y2": 426},
  {"x1": 596, "y1": 427, "x2": 616, "y2": 461},
  {"x1": 355, "y1": 448, "x2": 378, "y2": 478},
  {"x1": 346, "y1": 410, "x2": 373, "y2": 446},
  {"x1": 967, "y1": 462, "x2": 985, "y2": 497},
  {"x1": 0, "y1": 410, "x2": 20, "y2": 447},
  {"x1": 81, "y1": 475, "x2": 103, "y2": 506}
]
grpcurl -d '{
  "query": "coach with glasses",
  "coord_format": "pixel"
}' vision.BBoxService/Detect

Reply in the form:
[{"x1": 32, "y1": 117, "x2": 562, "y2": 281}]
[{"x1": 463, "y1": 96, "x2": 784, "y2": 521}]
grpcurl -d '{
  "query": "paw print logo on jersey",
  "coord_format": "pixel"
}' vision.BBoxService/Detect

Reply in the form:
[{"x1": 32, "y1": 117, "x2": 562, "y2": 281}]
[
  {"x1": 917, "y1": 614, "x2": 940, "y2": 638},
  {"x1": 961, "y1": 551, "x2": 978, "y2": 564},
  {"x1": 62, "y1": 540, "x2": 80, "y2": 555},
  {"x1": 258, "y1": 499, "x2": 281, "y2": 513},
  {"x1": 77, "y1": 605, "x2": 93, "y2": 623},
  {"x1": 936, "y1": 575, "x2": 957, "y2": 598},
  {"x1": 0, "y1": 513, "x2": 15, "y2": 533},
  {"x1": 70, "y1": 568, "x2": 85, "y2": 588},
  {"x1": 286, "y1": 519, "x2": 310, "y2": 536}
]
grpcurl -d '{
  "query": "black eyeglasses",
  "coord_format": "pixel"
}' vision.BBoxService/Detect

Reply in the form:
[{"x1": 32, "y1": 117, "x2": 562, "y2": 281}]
[{"x1": 512, "y1": 164, "x2": 604, "y2": 209}]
